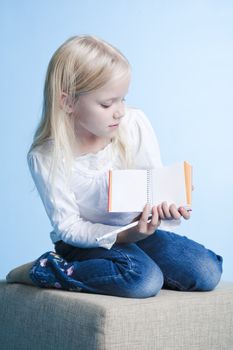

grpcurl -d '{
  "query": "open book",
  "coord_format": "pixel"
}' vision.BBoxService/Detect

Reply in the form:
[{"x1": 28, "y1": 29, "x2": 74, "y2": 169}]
[
  {"x1": 96, "y1": 161, "x2": 192, "y2": 244},
  {"x1": 108, "y1": 161, "x2": 192, "y2": 212}
]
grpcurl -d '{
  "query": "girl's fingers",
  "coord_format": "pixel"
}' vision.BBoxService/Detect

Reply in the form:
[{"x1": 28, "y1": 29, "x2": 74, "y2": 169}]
[
  {"x1": 158, "y1": 202, "x2": 182, "y2": 220},
  {"x1": 149, "y1": 206, "x2": 160, "y2": 228},
  {"x1": 178, "y1": 207, "x2": 191, "y2": 220},
  {"x1": 161, "y1": 202, "x2": 172, "y2": 219},
  {"x1": 138, "y1": 204, "x2": 160, "y2": 234},
  {"x1": 169, "y1": 204, "x2": 181, "y2": 220},
  {"x1": 138, "y1": 204, "x2": 151, "y2": 232},
  {"x1": 157, "y1": 203, "x2": 165, "y2": 219},
  {"x1": 141, "y1": 203, "x2": 191, "y2": 230}
]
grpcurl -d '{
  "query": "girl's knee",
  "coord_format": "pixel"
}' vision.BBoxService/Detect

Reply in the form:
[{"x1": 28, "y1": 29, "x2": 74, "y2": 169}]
[
  {"x1": 111, "y1": 244, "x2": 164, "y2": 298},
  {"x1": 141, "y1": 264, "x2": 164, "y2": 297},
  {"x1": 124, "y1": 261, "x2": 164, "y2": 298},
  {"x1": 197, "y1": 252, "x2": 223, "y2": 291},
  {"x1": 189, "y1": 251, "x2": 223, "y2": 291}
]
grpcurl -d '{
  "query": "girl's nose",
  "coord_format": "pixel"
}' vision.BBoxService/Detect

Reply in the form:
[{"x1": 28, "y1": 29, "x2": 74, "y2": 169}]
[
  {"x1": 113, "y1": 106, "x2": 125, "y2": 120},
  {"x1": 113, "y1": 112, "x2": 123, "y2": 120}
]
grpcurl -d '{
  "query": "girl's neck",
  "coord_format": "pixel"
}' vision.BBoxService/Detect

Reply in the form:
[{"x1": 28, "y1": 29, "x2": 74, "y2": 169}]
[{"x1": 73, "y1": 137, "x2": 112, "y2": 157}]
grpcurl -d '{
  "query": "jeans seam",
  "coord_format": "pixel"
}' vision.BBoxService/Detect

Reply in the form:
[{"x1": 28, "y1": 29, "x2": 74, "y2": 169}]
[
  {"x1": 81, "y1": 246, "x2": 140, "y2": 283},
  {"x1": 165, "y1": 276, "x2": 187, "y2": 291},
  {"x1": 110, "y1": 246, "x2": 138, "y2": 272}
]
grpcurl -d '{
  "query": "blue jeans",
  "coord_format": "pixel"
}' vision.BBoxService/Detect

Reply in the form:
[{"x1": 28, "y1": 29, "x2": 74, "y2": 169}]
[{"x1": 30, "y1": 230, "x2": 223, "y2": 298}]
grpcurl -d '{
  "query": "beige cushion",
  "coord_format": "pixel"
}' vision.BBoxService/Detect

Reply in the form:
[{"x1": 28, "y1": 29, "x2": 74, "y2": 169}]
[{"x1": 0, "y1": 280, "x2": 232, "y2": 350}]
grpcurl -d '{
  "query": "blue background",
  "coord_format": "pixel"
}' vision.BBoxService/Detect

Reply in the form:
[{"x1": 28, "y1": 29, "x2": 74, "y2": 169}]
[{"x1": 1, "y1": 0, "x2": 232, "y2": 281}]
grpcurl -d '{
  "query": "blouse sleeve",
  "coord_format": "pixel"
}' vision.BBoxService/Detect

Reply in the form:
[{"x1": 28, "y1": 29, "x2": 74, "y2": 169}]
[
  {"x1": 129, "y1": 108, "x2": 181, "y2": 231},
  {"x1": 27, "y1": 151, "x2": 122, "y2": 250}
]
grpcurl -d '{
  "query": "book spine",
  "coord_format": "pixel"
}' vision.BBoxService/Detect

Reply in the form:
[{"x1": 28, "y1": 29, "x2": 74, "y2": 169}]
[{"x1": 146, "y1": 169, "x2": 152, "y2": 206}]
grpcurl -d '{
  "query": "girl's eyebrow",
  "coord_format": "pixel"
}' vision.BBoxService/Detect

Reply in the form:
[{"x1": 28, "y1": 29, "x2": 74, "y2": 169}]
[
  {"x1": 102, "y1": 96, "x2": 126, "y2": 102},
  {"x1": 103, "y1": 97, "x2": 117, "y2": 102}
]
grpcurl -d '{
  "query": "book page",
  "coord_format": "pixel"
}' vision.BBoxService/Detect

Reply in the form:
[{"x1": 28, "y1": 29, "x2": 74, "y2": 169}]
[
  {"x1": 151, "y1": 163, "x2": 187, "y2": 208},
  {"x1": 109, "y1": 170, "x2": 147, "y2": 212}
]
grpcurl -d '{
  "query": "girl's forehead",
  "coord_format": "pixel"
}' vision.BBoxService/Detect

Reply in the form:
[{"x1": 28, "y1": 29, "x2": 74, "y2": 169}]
[{"x1": 93, "y1": 75, "x2": 131, "y2": 98}]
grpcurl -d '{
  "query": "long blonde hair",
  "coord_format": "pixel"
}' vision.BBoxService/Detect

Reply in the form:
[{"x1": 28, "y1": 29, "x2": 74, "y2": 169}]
[{"x1": 28, "y1": 35, "x2": 133, "y2": 192}]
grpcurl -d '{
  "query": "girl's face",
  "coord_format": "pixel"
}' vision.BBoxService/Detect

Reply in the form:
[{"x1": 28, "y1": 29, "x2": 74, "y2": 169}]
[{"x1": 72, "y1": 73, "x2": 131, "y2": 144}]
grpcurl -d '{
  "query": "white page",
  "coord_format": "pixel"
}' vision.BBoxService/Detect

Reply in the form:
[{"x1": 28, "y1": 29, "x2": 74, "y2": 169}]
[
  {"x1": 152, "y1": 163, "x2": 187, "y2": 207},
  {"x1": 110, "y1": 170, "x2": 147, "y2": 212}
]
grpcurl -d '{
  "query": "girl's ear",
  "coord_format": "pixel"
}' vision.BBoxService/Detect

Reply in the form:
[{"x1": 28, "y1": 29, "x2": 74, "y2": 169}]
[{"x1": 60, "y1": 92, "x2": 74, "y2": 114}]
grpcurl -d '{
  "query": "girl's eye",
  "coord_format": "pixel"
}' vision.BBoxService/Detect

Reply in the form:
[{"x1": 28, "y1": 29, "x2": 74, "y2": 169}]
[
  {"x1": 101, "y1": 104, "x2": 111, "y2": 109},
  {"x1": 100, "y1": 98, "x2": 126, "y2": 109}
]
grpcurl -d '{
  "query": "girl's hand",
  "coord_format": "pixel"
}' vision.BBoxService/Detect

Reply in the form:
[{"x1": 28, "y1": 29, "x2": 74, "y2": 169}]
[
  {"x1": 136, "y1": 204, "x2": 161, "y2": 235},
  {"x1": 157, "y1": 201, "x2": 191, "y2": 221},
  {"x1": 116, "y1": 204, "x2": 160, "y2": 244}
]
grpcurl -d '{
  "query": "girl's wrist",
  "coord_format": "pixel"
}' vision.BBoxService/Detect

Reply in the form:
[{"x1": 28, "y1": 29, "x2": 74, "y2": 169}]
[{"x1": 116, "y1": 226, "x2": 148, "y2": 244}]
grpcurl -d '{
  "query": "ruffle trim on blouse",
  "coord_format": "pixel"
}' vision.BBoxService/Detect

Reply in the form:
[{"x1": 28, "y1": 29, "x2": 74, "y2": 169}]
[{"x1": 71, "y1": 141, "x2": 121, "y2": 176}]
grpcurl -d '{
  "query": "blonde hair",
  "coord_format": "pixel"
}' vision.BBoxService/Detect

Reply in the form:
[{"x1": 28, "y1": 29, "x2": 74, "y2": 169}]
[{"x1": 28, "y1": 34, "x2": 133, "y2": 193}]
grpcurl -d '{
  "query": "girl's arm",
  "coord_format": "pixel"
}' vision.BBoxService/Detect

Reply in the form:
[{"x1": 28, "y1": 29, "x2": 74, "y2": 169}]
[{"x1": 27, "y1": 151, "x2": 122, "y2": 250}]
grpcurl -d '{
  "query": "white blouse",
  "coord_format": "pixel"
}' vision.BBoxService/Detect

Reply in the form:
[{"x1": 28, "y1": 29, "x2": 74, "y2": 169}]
[{"x1": 27, "y1": 106, "x2": 180, "y2": 250}]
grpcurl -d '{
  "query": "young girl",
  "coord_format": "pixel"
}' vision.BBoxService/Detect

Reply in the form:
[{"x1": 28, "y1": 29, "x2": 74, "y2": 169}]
[{"x1": 7, "y1": 35, "x2": 223, "y2": 298}]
